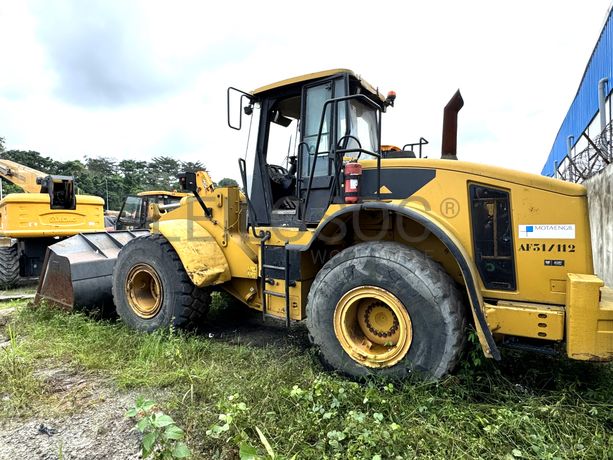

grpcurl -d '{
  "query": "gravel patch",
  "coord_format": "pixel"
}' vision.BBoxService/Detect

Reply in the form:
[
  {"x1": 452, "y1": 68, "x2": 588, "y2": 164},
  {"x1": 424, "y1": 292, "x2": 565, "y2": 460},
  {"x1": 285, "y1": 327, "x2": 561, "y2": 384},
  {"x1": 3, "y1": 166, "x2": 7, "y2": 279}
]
[{"x1": 0, "y1": 367, "x2": 143, "y2": 460}]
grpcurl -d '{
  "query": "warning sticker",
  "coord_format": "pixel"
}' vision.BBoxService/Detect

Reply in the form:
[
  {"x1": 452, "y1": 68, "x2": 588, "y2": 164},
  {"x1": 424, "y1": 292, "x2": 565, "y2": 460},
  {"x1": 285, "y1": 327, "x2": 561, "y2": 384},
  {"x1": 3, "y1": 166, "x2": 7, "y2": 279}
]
[{"x1": 518, "y1": 224, "x2": 575, "y2": 239}]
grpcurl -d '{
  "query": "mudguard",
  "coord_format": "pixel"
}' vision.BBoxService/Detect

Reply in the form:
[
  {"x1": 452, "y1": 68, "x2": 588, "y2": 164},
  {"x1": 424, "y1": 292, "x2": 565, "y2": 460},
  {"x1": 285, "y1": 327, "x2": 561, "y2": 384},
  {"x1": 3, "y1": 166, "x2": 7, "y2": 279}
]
[
  {"x1": 155, "y1": 219, "x2": 231, "y2": 287},
  {"x1": 288, "y1": 202, "x2": 500, "y2": 360}
]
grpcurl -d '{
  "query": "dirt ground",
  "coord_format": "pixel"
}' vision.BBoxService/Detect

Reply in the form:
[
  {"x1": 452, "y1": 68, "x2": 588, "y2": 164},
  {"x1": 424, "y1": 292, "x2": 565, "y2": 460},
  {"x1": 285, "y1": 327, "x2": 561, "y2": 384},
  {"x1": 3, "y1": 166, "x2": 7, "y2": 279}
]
[
  {"x1": 0, "y1": 302, "x2": 142, "y2": 459},
  {"x1": 0, "y1": 371, "x2": 141, "y2": 460}
]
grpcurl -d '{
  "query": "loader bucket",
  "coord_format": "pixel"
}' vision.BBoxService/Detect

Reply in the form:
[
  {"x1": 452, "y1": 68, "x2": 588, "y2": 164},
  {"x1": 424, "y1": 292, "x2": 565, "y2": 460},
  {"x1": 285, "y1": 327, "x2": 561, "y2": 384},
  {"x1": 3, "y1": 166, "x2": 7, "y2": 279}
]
[{"x1": 35, "y1": 230, "x2": 149, "y2": 310}]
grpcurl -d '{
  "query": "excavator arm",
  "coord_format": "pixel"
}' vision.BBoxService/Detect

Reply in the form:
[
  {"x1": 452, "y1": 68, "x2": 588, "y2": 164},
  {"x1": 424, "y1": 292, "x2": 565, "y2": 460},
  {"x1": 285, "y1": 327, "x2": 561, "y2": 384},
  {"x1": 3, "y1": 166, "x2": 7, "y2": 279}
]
[
  {"x1": 0, "y1": 159, "x2": 76, "y2": 210},
  {"x1": 0, "y1": 159, "x2": 49, "y2": 193}
]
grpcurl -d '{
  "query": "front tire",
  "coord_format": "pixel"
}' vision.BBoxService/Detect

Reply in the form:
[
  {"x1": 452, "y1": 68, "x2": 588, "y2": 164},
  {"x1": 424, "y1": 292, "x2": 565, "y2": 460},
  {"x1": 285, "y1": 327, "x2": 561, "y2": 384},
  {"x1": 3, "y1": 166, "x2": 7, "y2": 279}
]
[
  {"x1": 112, "y1": 234, "x2": 211, "y2": 331},
  {"x1": 306, "y1": 241, "x2": 466, "y2": 379}
]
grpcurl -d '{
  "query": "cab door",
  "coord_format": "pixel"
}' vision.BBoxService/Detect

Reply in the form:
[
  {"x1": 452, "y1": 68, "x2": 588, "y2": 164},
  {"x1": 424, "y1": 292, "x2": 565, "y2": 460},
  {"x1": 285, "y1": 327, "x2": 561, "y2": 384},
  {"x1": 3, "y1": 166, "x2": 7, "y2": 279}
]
[{"x1": 298, "y1": 75, "x2": 348, "y2": 224}]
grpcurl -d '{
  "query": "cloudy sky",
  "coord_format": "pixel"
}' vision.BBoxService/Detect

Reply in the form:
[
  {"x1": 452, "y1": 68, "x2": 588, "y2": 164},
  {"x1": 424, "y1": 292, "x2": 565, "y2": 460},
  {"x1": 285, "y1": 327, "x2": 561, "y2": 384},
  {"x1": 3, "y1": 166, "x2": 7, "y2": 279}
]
[{"x1": 0, "y1": 0, "x2": 611, "y2": 180}]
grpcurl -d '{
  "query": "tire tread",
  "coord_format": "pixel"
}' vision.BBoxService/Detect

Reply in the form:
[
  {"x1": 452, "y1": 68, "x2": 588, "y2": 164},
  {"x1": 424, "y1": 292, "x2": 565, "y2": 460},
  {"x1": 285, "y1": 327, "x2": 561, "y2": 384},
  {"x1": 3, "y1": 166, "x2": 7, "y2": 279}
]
[
  {"x1": 0, "y1": 246, "x2": 20, "y2": 287},
  {"x1": 306, "y1": 241, "x2": 466, "y2": 379},
  {"x1": 112, "y1": 233, "x2": 210, "y2": 329}
]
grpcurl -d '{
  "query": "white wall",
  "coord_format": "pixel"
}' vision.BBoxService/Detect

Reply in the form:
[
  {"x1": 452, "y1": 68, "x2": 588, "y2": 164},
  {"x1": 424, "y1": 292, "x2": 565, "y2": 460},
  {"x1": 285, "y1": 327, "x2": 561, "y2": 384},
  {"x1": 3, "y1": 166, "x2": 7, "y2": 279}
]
[{"x1": 585, "y1": 164, "x2": 613, "y2": 285}]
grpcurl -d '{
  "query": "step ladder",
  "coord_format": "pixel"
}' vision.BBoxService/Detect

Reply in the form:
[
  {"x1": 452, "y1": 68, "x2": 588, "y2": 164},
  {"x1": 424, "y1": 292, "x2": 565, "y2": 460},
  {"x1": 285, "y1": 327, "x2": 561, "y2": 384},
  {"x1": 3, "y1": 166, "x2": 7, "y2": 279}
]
[{"x1": 259, "y1": 233, "x2": 294, "y2": 327}]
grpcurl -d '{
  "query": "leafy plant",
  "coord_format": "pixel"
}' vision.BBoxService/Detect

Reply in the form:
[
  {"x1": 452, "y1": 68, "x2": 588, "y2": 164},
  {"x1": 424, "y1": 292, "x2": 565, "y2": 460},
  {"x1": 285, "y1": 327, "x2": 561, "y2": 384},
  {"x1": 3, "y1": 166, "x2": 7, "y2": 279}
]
[
  {"x1": 206, "y1": 394, "x2": 297, "y2": 460},
  {"x1": 463, "y1": 326, "x2": 485, "y2": 369},
  {"x1": 239, "y1": 427, "x2": 280, "y2": 460},
  {"x1": 126, "y1": 397, "x2": 190, "y2": 459}
]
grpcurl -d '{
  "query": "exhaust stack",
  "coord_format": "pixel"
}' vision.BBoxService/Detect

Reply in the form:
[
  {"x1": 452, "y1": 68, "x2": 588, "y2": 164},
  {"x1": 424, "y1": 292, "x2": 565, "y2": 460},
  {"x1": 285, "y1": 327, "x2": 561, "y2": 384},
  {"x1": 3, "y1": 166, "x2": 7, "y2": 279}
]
[{"x1": 441, "y1": 90, "x2": 464, "y2": 160}]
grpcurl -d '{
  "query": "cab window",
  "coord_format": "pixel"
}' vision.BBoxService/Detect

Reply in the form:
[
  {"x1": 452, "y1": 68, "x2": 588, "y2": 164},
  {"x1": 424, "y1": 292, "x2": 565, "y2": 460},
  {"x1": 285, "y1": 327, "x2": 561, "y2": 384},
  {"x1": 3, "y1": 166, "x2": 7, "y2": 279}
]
[
  {"x1": 344, "y1": 99, "x2": 379, "y2": 158},
  {"x1": 119, "y1": 196, "x2": 143, "y2": 226}
]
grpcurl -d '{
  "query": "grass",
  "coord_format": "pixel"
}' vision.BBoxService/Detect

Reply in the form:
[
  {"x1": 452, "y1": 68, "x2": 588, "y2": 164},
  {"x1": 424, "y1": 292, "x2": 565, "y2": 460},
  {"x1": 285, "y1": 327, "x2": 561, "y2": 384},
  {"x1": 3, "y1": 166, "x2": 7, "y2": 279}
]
[{"x1": 1, "y1": 295, "x2": 612, "y2": 460}]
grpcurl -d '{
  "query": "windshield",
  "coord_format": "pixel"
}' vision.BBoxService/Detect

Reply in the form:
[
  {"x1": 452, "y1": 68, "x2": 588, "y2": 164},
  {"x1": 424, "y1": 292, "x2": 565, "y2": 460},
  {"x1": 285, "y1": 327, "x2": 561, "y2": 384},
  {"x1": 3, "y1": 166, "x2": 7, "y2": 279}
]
[
  {"x1": 120, "y1": 196, "x2": 142, "y2": 221},
  {"x1": 342, "y1": 99, "x2": 379, "y2": 160},
  {"x1": 116, "y1": 195, "x2": 144, "y2": 230},
  {"x1": 300, "y1": 80, "x2": 380, "y2": 176}
]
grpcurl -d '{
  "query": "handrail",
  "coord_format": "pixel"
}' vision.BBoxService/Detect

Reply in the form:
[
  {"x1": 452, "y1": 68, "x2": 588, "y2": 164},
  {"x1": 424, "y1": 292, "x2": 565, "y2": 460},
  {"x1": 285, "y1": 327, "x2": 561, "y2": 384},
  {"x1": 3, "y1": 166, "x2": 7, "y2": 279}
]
[
  {"x1": 238, "y1": 158, "x2": 265, "y2": 238},
  {"x1": 402, "y1": 137, "x2": 429, "y2": 158},
  {"x1": 301, "y1": 94, "x2": 382, "y2": 219}
]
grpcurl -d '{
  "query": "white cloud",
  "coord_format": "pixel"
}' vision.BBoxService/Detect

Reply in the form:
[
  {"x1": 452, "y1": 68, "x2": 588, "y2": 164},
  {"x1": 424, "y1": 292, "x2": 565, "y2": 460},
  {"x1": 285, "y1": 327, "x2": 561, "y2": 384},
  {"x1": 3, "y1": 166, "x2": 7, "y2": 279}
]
[{"x1": 0, "y1": 0, "x2": 611, "y2": 180}]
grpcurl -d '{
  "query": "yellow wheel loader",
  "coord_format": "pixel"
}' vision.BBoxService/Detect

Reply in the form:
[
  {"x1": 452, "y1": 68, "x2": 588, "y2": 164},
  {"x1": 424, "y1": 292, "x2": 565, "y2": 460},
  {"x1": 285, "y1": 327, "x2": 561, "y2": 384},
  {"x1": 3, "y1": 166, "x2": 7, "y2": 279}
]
[
  {"x1": 0, "y1": 159, "x2": 105, "y2": 286},
  {"x1": 37, "y1": 69, "x2": 613, "y2": 379}
]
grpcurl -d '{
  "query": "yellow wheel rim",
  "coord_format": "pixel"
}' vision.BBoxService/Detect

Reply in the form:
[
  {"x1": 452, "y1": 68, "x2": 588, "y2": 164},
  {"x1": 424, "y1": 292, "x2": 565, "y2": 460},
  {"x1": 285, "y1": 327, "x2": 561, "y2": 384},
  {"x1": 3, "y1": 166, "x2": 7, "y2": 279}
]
[
  {"x1": 334, "y1": 286, "x2": 412, "y2": 368},
  {"x1": 125, "y1": 264, "x2": 163, "y2": 319}
]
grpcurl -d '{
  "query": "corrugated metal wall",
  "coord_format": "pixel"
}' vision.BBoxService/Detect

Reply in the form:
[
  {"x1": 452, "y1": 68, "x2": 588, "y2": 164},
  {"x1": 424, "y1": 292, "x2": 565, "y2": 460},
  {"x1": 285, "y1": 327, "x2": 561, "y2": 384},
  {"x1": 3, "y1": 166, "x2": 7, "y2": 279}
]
[{"x1": 542, "y1": 7, "x2": 613, "y2": 176}]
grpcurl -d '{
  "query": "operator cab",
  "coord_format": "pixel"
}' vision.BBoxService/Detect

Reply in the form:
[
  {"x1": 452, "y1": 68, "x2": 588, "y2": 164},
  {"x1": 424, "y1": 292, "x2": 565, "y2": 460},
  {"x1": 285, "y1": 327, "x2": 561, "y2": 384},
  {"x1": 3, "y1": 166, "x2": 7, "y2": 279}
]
[
  {"x1": 229, "y1": 69, "x2": 388, "y2": 227},
  {"x1": 116, "y1": 193, "x2": 185, "y2": 231}
]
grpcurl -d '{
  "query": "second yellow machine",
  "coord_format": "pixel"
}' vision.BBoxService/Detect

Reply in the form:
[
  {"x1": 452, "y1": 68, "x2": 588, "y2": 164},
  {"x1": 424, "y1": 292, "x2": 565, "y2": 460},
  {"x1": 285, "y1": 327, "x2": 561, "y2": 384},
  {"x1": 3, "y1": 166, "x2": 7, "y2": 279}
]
[
  {"x1": 0, "y1": 159, "x2": 104, "y2": 286},
  {"x1": 37, "y1": 70, "x2": 613, "y2": 379}
]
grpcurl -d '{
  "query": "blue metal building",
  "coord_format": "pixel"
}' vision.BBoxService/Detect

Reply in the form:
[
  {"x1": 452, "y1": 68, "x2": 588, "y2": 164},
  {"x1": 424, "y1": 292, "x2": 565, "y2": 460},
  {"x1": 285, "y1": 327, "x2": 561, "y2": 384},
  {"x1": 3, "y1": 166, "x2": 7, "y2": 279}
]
[{"x1": 542, "y1": 6, "x2": 613, "y2": 178}]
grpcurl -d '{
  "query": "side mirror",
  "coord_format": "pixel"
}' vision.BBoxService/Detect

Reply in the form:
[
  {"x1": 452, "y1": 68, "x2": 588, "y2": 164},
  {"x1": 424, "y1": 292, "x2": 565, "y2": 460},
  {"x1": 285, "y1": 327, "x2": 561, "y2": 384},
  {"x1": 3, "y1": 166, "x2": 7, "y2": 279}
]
[
  {"x1": 227, "y1": 87, "x2": 254, "y2": 130},
  {"x1": 178, "y1": 172, "x2": 198, "y2": 193}
]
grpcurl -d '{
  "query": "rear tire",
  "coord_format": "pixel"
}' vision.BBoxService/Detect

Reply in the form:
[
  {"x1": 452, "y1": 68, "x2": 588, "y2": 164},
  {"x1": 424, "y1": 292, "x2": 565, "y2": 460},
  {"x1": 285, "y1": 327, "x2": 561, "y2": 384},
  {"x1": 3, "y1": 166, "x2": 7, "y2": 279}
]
[
  {"x1": 306, "y1": 241, "x2": 466, "y2": 379},
  {"x1": 112, "y1": 234, "x2": 211, "y2": 331},
  {"x1": 0, "y1": 246, "x2": 20, "y2": 288}
]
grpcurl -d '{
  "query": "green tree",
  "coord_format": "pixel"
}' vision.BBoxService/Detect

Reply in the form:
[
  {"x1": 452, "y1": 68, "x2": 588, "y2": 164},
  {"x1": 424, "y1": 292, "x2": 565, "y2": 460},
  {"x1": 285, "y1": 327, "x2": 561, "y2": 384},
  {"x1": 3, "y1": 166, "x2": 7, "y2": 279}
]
[
  {"x1": 85, "y1": 156, "x2": 117, "y2": 176},
  {"x1": 55, "y1": 159, "x2": 102, "y2": 199},
  {"x1": 1, "y1": 149, "x2": 59, "y2": 173},
  {"x1": 218, "y1": 177, "x2": 239, "y2": 187},
  {"x1": 58, "y1": 159, "x2": 87, "y2": 177},
  {"x1": 147, "y1": 156, "x2": 181, "y2": 190},
  {"x1": 180, "y1": 160, "x2": 206, "y2": 173},
  {"x1": 83, "y1": 174, "x2": 123, "y2": 210},
  {"x1": 81, "y1": 157, "x2": 124, "y2": 209},
  {"x1": 0, "y1": 146, "x2": 209, "y2": 208},
  {"x1": 117, "y1": 159, "x2": 149, "y2": 196}
]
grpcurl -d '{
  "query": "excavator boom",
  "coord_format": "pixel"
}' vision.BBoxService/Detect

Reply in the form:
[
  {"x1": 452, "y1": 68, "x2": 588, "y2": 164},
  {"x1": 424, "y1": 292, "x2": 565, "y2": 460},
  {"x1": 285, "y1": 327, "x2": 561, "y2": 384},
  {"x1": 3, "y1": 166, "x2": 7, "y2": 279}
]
[
  {"x1": 0, "y1": 159, "x2": 49, "y2": 193},
  {"x1": 0, "y1": 159, "x2": 77, "y2": 210}
]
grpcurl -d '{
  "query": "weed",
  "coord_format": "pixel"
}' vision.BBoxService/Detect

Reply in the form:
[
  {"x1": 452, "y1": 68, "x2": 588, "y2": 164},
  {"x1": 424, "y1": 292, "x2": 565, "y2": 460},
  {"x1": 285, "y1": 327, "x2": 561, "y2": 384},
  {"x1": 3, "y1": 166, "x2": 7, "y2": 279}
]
[
  {"x1": 0, "y1": 323, "x2": 43, "y2": 416},
  {"x1": 126, "y1": 396, "x2": 190, "y2": 459}
]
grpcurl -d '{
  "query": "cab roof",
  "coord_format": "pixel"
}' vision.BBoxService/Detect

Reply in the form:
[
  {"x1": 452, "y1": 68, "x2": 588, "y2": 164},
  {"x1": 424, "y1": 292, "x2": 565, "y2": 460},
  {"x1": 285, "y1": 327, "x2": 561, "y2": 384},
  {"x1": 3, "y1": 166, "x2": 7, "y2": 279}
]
[{"x1": 251, "y1": 69, "x2": 385, "y2": 103}]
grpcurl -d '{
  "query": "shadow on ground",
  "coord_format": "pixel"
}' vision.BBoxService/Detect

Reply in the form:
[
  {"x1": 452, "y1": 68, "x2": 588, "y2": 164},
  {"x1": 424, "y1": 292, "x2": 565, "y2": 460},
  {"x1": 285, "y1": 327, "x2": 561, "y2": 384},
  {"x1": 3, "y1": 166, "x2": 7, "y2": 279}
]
[{"x1": 196, "y1": 293, "x2": 311, "y2": 351}]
